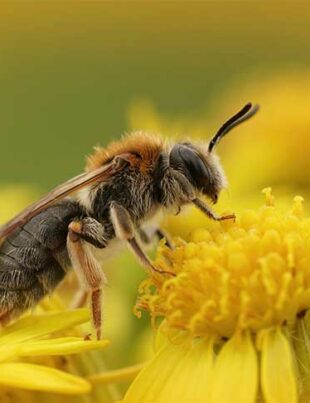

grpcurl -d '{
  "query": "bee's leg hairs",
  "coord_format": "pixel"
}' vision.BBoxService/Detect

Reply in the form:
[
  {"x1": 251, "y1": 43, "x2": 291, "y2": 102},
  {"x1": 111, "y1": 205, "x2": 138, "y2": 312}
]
[
  {"x1": 67, "y1": 218, "x2": 108, "y2": 340},
  {"x1": 68, "y1": 217, "x2": 107, "y2": 249}
]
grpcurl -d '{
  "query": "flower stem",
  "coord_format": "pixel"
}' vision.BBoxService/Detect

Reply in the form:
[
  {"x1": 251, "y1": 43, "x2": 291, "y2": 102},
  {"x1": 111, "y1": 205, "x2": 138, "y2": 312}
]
[{"x1": 88, "y1": 362, "x2": 146, "y2": 385}]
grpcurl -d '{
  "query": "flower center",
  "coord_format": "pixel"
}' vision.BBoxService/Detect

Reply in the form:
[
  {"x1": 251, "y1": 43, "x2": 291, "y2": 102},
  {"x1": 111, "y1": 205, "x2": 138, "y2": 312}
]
[{"x1": 137, "y1": 189, "x2": 310, "y2": 339}]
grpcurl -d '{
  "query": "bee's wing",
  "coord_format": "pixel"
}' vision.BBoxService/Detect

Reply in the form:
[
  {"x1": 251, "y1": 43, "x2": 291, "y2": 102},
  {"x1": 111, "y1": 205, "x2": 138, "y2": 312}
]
[{"x1": 0, "y1": 158, "x2": 123, "y2": 240}]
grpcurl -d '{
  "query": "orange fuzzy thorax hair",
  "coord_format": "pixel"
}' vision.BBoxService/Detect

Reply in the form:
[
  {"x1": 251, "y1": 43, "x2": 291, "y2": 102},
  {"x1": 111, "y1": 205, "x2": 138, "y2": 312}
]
[{"x1": 86, "y1": 132, "x2": 166, "y2": 173}]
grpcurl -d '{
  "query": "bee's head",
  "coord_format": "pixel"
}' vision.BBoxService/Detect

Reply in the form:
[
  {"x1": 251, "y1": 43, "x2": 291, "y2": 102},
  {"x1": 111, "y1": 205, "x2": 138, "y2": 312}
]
[
  {"x1": 169, "y1": 142, "x2": 226, "y2": 203},
  {"x1": 169, "y1": 103, "x2": 259, "y2": 203}
]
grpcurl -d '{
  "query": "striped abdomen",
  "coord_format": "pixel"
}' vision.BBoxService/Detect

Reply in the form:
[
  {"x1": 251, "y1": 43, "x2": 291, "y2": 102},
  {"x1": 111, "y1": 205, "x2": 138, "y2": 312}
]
[{"x1": 0, "y1": 199, "x2": 82, "y2": 323}]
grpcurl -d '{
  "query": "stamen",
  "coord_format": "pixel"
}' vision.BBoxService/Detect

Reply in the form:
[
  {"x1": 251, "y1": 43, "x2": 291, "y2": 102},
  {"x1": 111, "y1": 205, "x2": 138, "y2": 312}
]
[{"x1": 137, "y1": 191, "x2": 310, "y2": 341}]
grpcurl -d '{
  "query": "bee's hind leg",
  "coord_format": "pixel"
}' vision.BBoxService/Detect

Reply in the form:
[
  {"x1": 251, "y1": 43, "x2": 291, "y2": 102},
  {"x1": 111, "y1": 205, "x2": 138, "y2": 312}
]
[
  {"x1": 110, "y1": 202, "x2": 174, "y2": 276},
  {"x1": 67, "y1": 218, "x2": 107, "y2": 339}
]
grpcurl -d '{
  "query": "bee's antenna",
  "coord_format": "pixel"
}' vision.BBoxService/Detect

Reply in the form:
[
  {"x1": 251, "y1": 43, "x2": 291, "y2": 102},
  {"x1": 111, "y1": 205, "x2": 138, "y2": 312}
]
[{"x1": 208, "y1": 102, "x2": 259, "y2": 152}]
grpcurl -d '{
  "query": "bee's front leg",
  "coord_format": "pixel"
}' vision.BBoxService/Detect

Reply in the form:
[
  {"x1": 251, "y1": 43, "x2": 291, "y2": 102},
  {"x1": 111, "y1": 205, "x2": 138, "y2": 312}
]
[
  {"x1": 67, "y1": 218, "x2": 108, "y2": 340},
  {"x1": 110, "y1": 202, "x2": 174, "y2": 276},
  {"x1": 192, "y1": 198, "x2": 236, "y2": 221}
]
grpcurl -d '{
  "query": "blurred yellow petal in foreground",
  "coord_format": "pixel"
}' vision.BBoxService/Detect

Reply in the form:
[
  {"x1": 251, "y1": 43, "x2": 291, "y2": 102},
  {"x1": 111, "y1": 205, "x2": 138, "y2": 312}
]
[
  {"x1": 121, "y1": 190, "x2": 310, "y2": 403},
  {"x1": 0, "y1": 363, "x2": 90, "y2": 394},
  {"x1": 0, "y1": 309, "x2": 108, "y2": 395}
]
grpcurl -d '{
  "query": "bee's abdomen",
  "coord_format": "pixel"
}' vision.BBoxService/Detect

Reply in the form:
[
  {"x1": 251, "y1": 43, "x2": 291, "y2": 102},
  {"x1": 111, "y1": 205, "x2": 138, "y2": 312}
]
[{"x1": 0, "y1": 199, "x2": 83, "y2": 321}]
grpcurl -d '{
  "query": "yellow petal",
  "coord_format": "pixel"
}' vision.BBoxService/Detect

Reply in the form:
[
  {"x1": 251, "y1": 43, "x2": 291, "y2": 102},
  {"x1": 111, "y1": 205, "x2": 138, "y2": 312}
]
[
  {"x1": 122, "y1": 338, "x2": 214, "y2": 403},
  {"x1": 0, "y1": 344, "x2": 20, "y2": 362},
  {"x1": 294, "y1": 315, "x2": 310, "y2": 398},
  {"x1": 260, "y1": 328, "x2": 297, "y2": 403},
  {"x1": 18, "y1": 337, "x2": 109, "y2": 356},
  {"x1": 294, "y1": 318, "x2": 310, "y2": 386},
  {"x1": 0, "y1": 362, "x2": 91, "y2": 394},
  {"x1": 0, "y1": 309, "x2": 89, "y2": 344},
  {"x1": 210, "y1": 332, "x2": 257, "y2": 403}
]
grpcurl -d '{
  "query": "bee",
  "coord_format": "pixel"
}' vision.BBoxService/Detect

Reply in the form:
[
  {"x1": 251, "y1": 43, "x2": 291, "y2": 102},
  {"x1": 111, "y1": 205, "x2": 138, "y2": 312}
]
[{"x1": 0, "y1": 103, "x2": 258, "y2": 339}]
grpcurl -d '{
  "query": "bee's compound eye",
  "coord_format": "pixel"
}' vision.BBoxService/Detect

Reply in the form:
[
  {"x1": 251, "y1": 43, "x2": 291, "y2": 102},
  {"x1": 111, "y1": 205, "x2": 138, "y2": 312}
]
[{"x1": 169, "y1": 144, "x2": 210, "y2": 189}]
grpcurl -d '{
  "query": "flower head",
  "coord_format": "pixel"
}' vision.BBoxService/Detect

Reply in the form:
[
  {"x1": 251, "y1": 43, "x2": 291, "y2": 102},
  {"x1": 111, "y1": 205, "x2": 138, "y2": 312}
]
[{"x1": 123, "y1": 190, "x2": 310, "y2": 403}]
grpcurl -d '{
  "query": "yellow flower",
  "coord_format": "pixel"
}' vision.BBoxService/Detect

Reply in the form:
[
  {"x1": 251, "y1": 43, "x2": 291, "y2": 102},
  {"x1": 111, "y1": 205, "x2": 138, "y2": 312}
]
[
  {"x1": 122, "y1": 189, "x2": 310, "y2": 403},
  {"x1": 0, "y1": 308, "x2": 108, "y2": 397}
]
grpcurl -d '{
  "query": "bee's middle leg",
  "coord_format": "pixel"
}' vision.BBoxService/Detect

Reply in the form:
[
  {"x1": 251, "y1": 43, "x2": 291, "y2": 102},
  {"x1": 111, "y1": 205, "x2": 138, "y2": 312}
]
[
  {"x1": 110, "y1": 202, "x2": 174, "y2": 276},
  {"x1": 138, "y1": 226, "x2": 174, "y2": 249},
  {"x1": 67, "y1": 218, "x2": 107, "y2": 339}
]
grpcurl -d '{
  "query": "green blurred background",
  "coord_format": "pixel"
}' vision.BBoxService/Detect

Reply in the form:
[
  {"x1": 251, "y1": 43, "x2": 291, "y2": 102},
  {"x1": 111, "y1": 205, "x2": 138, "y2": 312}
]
[
  {"x1": 1, "y1": 1, "x2": 310, "y2": 392},
  {"x1": 1, "y1": 2, "x2": 310, "y2": 189}
]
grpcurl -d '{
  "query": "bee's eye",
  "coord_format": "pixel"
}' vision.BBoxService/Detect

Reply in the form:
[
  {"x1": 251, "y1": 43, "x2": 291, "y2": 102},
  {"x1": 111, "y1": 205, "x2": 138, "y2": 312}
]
[{"x1": 169, "y1": 144, "x2": 210, "y2": 189}]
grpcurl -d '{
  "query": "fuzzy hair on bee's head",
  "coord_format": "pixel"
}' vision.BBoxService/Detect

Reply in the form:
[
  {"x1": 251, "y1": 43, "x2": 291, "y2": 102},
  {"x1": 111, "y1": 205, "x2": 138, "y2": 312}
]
[{"x1": 204, "y1": 151, "x2": 228, "y2": 202}]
